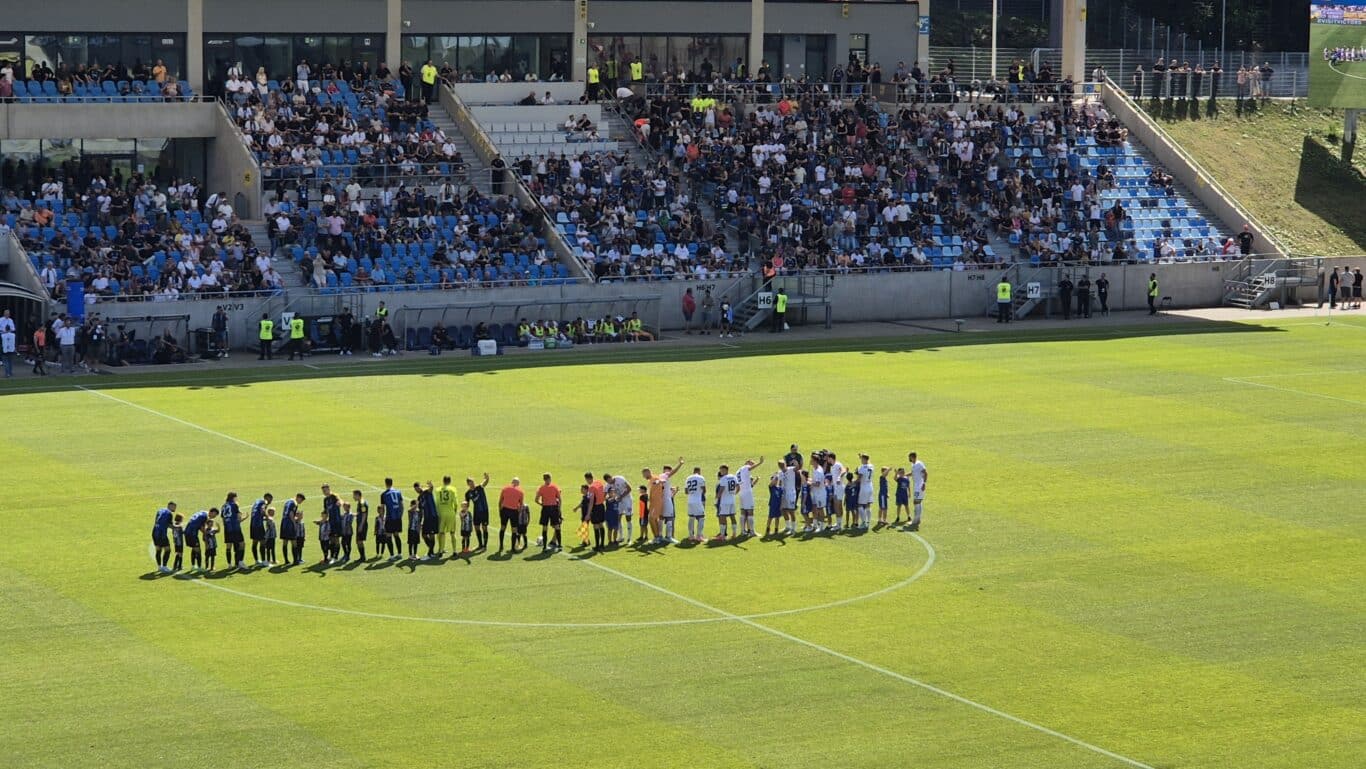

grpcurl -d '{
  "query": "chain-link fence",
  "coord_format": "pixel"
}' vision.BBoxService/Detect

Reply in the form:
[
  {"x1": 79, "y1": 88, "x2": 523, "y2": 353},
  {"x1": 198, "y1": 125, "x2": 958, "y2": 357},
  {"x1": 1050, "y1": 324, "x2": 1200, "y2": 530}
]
[{"x1": 928, "y1": 46, "x2": 1310, "y2": 98}]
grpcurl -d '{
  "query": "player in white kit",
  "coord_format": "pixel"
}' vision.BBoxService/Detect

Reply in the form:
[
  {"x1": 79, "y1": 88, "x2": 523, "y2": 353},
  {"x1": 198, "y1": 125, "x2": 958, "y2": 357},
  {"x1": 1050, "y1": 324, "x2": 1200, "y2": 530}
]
[
  {"x1": 829, "y1": 453, "x2": 847, "y2": 530},
  {"x1": 661, "y1": 481, "x2": 678, "y2": 543},
  {"x1": 684, "y1": 467, "x2": 707, "y2": 542},
  {"x1": 734, "y1": 456, "x2": 764, "y2": 537},
  {"x1": 715, "y1": 465, "x2": 739, "y2": 539},
  {"x1": 808, "y1": 458, "x2": 827, "y2": 532},
  {"x1": 780, "y1": 461, "x2": 800, "y2": 535},
  {"x1": 908, "y1": 451, "x2": 928, "y2": 531},
  {"x1": 856, "y1": 453, "x2": 875, "y2": 529}
]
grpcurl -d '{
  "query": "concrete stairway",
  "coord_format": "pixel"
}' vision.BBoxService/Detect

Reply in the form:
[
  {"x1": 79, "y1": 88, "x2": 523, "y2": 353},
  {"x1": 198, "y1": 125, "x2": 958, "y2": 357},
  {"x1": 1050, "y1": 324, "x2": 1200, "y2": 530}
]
[{"x1": 429, "y1": 110, "x2": 494, "y2": 195}]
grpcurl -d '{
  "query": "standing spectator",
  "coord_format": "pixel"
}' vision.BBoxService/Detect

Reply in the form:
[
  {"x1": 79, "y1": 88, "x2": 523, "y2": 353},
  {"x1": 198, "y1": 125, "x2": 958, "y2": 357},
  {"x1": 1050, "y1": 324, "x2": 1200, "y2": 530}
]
[
  {"x1": 1058, "y1": 273, "x2": 1074, "y2": 320},
  {"x1": 1095, "y1": 272, "x2": 1111, "y2": 316},
  {"x1": 0, "y1": 309, "x2": 14, "y2": 377},
  {"x1": 771, "y1": 288, "x2": 788, "y2": 333},
  {"x1": 421, "y1": 59, "x2": 438, "y2": 103},
  {"x1": 57, "y1": 315, "x2": 77, "y2": 374},
  {"x1": 1236, "y1": 224, "x2": 1255, "y2": 256},
  {"x1": 31, "y1": 323, "x2": 48, "y2": 375},
  {"x1": 1353, "y1": 268, "x2": 1363, "y2": 310},
  {"x1": 1147, "y1": 273, "x2": 1160, "y2": 315},
  {"x1": 212, "y1": 306, "x2": 229, "y2": 357},
  {"x1": 996, "y1": 276, "x2": 1013, "y2": 323},
  {"x1": 1259, "y1": 62, "x2": 1274, "y2": 101},
  {"x1": 1328, "y1": 267, "x2": 1341, "y2": 309},
  {"x1": 681, "y1": 287, "x2": 697, "y2": 334},
  {"x1": 699, "y1": 289, "x2": 715, "y2": 335},
  {"x1": 1076, "y1": 274, "x2": 1092, "y2": 319}
]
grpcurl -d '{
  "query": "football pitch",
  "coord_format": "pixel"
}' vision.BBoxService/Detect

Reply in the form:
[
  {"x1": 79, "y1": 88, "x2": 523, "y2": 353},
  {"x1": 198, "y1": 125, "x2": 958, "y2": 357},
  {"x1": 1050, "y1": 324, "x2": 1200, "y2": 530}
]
[
  {"x1": 3, "y1": 317, "x2": 1364, "y2": 769},
  {"x1": 1310, "y1": 22, "x2": 1366, "y2": 107}
]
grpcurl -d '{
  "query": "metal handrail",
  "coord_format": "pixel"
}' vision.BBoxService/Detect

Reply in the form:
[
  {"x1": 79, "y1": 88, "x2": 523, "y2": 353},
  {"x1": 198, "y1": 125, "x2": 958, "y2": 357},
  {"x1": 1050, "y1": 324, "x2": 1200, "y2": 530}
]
[{"x1": 1101, "y1": 74, "x2": 1285, "y2": 256}]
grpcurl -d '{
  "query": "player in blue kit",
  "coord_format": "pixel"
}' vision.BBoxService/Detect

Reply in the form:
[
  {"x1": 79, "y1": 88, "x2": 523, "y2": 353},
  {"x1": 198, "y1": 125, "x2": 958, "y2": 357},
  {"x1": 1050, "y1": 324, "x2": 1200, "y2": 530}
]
[
  {"x1": 765, "y1": 471, "x2": 783, "y2": 537},
  {"x1": 465, "y1": 473, "x2": 491, "y2": 552},
  {"x1": 250, "y1": 493, "x2": 272, "y2": 566},
  {"x1": 203, "y1": 514, "x2": 220, "y2": 571},
  {"x1": 152, "y1": 502, "x2": 176, "y2": 573},
  {"x1": 220, "y1": 492, "x2": 246, "y2": 570},
  {"x1": 170, "y1": 514, "x2": 185, "y2": 571},
  {"x1": 407, "y1": 497, "x2": 423, "y2": 560},
  {"x1": 877, "y1": 467, "x2": 890, "y2": 525},
  {"x1": 894, "y1": 468, "x2": 910, "y2": 523},
  {"x1": 843, "y1": 472, "x2": 859, "y2": 529},
  {"x1": 352, "y1": 490, "x2": 369, "y2": 562},
  {"x1": 416, "y1": 481, "x2": 438, "y2": 559},
  {"x1": 281, "y1": 493, "x2": 306, "y2": 565},
  {"x1": 182, "y1": 508, "x2": 215, "y2": 573},
  {"x1": 322, "y1": 485, "x2": 344, "y2": 564},
  {"x1": 381, "y1": 478, "x2": 404, "y2": 561}
]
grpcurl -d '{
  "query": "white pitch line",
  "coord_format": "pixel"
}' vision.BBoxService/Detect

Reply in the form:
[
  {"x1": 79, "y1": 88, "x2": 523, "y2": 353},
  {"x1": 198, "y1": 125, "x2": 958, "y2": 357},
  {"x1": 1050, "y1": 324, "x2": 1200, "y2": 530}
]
[
  {"x1": 581, "y1": 558, "x2": 1157, "y2": 769},
  {"x1": 1328, "y1": 59, "x2": 1366, "y2": 81},
  {"x1": 1221, "y1": 377, "x2": 1366, "y2": 407},
  {"x1": 301, "y1": 363, "x2": 322, "y2": 370},
  {"x1": 79, "y1": 386, "x2": 376, "y2": 490},
  {"x1": 1232, "y1": 367, "x2": 1366, "y2": 380},
  {"x1": 184, "y1": 533, "x2": 933, "y2": 630},
  {"x1": 115, "y1": 385, "x2": 1149, "y2": 767}
]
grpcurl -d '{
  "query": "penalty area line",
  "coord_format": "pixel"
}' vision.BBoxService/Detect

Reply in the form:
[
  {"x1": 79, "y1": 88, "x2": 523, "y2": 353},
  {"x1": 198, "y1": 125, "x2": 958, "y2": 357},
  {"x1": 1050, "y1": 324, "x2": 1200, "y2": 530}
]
[{"x1": 580, "y1": 559, "x2": 1158, "y2": 769}]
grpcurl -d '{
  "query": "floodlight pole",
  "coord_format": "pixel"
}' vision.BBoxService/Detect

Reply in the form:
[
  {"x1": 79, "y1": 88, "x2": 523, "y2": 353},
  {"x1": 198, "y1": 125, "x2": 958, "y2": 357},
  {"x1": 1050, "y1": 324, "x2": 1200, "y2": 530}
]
[
  {"x1": 991, "y1": 0, "x2": 999, "y2": 84},
  {"x1": 1219, "y1": 0, "x2": 1226, "y2": 65}
]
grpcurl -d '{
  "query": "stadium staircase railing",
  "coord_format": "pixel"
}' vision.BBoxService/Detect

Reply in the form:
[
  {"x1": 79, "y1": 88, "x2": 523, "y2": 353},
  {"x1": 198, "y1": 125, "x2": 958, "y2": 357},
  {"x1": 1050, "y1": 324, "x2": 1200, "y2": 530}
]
[
  {"x1": 732, "y1": 273, "x2": 833, "y2": 332},
  {"x1": 1222, "y1": 256, "x2": 1323, "y2": 308}
]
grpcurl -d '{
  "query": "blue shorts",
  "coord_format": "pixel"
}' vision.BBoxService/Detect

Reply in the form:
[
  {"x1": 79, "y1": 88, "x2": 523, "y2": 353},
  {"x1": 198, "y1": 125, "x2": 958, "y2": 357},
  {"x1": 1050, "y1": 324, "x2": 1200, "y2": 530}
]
[
  {"x1": 605, "y1": 514, "x2": 620, "y2": 531},
  {"x1": 878, "y1": 493, "x2": 889, "y2": 508},
  {"x1": 896, "y1": 494, "x2": 909, "y2": 506},
  {"x1": 184, "y1": 530, "x2": 200, "y2": 548},
  {"x1": 768, "y1": 503, "x2": 782, "y2": 518},
  {"x1": 152, "y1": 531, "x2": 170, "y2": 548}
]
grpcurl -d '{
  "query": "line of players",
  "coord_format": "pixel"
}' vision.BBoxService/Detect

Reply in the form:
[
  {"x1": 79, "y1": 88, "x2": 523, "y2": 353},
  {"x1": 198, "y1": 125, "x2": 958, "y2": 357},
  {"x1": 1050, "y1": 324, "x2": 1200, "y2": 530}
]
[
  {"x1": 149, "y1": 447, "x2": 928, "y2": 574},
  {"x1": 1325, "y1": 47, "x2": 1365, "y2": 63}
]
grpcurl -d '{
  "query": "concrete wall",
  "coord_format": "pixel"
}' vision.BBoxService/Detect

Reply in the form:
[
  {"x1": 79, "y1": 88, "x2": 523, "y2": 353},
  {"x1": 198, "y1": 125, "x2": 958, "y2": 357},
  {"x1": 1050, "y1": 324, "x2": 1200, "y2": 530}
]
[
  {"x1": 204, "y1": 0, "x2": 386, "y2": 32},
  {"x1": 1100, "y1": 79, "x2": 1288, "y2": 259},
  {"x1": 208, "y1": 104, "x2": 263, "y2": 219},
  {"x1": 459, "y1": 83, "x2": 587, "y2": 106},
  {"x1": 3, "y1": 0, "x2": 187, "y2": 31},
  {"x1": 0, "y1": 103, "x2": 220, "y2": 140},
  {"x1": 404, "y1": 0, "x2": 574, "y2": 31},
  {"x1": 472, "y1": 104, "x2": 602, "y2": 127},
  {"x1": 88, "y1": 258, "x2": 1360, "y2": 349}
]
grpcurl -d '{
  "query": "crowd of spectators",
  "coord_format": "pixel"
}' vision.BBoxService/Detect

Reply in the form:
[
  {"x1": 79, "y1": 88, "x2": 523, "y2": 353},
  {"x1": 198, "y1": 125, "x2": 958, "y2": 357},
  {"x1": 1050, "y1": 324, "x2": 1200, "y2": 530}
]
[
  {"x1": 262, "y1": 179, "x2": 563, "y2": 289},
  {"x1": 0, "y1": 57, "x2": 189, "y2": 101},
  {"x1": 2, "y1": 159, "x2": 276, "y2": 302},
  {"x1": 227, "y1": 65, "x2": 459, "y2": 187}
]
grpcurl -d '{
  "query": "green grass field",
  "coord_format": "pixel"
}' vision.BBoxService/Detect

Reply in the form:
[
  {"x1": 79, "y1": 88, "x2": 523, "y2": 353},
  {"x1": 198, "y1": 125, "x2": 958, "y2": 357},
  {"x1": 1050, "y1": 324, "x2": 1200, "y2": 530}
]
[
  {"x1": 1160, "y1": 106, "x2": 1366, "y2": 256},
  {"x1": 3, "y1": 318, "x2": 1364, "y2": 769},
  {"x1": 1309, "y1": 22, "x2": 1366, "y2": 108}
]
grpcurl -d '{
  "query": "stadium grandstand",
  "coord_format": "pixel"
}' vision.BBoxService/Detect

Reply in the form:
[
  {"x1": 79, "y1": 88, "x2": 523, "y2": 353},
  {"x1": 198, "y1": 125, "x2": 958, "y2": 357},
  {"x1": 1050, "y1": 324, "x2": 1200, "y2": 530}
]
[{"x1": 0, "y1": 0, "x2": 1330, "y2": 365}]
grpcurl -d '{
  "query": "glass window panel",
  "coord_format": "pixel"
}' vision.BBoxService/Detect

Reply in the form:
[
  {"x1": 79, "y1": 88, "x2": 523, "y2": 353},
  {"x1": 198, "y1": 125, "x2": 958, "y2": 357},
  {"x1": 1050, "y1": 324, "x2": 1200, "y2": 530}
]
[
  {"x1": 87, "y1": 34, "x2": 121, "y2": 72},
  {"x1": 457, "y1": 36, "x2": 483, "y2": 77},
  {"x1": 431, "y1": 35, "x2": 459, "y2": 68},
  {"x1": 509, "y1": 35, "x2": 538, "y2": 80},
  {"x1": 639, "y1": 37, "x2": 666, "y2": 79},
  {"x1": 540, "y1": 34, "x2": 569, "y2": 81},
  {"x1": 262, "y1": 36, "x2": 291, "y2": 80},
  {"x1": 484, "y1": 36, "x2": 510, "y2": 79},
  {"x1": 324, "y1": 36, "x2": 354, "y2": 68},
  {"x1": 42, "y1": 139, "x2": 81, "y2": 166},
  {"x1": 122, "y1": 35, "x2": 153, "y2": 79},
  {"x1": 234, "y1": 35, "x2": 266, "y2": 80},
  {"x1": 294, "y1": 36, "x2": 324, "y2": 69},
  {"x1": 58, "y1": 35, "x2": 88, "y2": 71},
  {"x1": 25, "y1": 35, "x2": 60, "y2": 77},
  {"x1": 401, "y1": 36, "x2": 428, "y2": 70}
]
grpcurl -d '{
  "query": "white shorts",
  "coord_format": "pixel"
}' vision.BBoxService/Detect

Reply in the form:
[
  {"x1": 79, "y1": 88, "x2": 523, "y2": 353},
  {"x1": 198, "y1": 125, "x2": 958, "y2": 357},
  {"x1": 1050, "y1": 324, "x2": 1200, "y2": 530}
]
[
  {"x1": 717, "y1": 500, "x2": 735, "y2": 517},
  {"x1": 782, "y1": 491, "x2": 797, "y2": 509},
  {"x1": 687, "y1": 501, "x2": 706, "y2": 517},
  {"x1": 858, "y1": 487, "x2": 873, "y2": 505},
  {"x1": 810, "y1": 492, "x2": 826, "y2": 509},
  {"x1": 738, "y1": 495, "x2": 755, "y2": 512},
  {"x1": 914, "y1": 488, "x2": 925, "y2": 503},
  {"x1": 832, "y1": 485, "x2": 846, "y2": 502}
]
